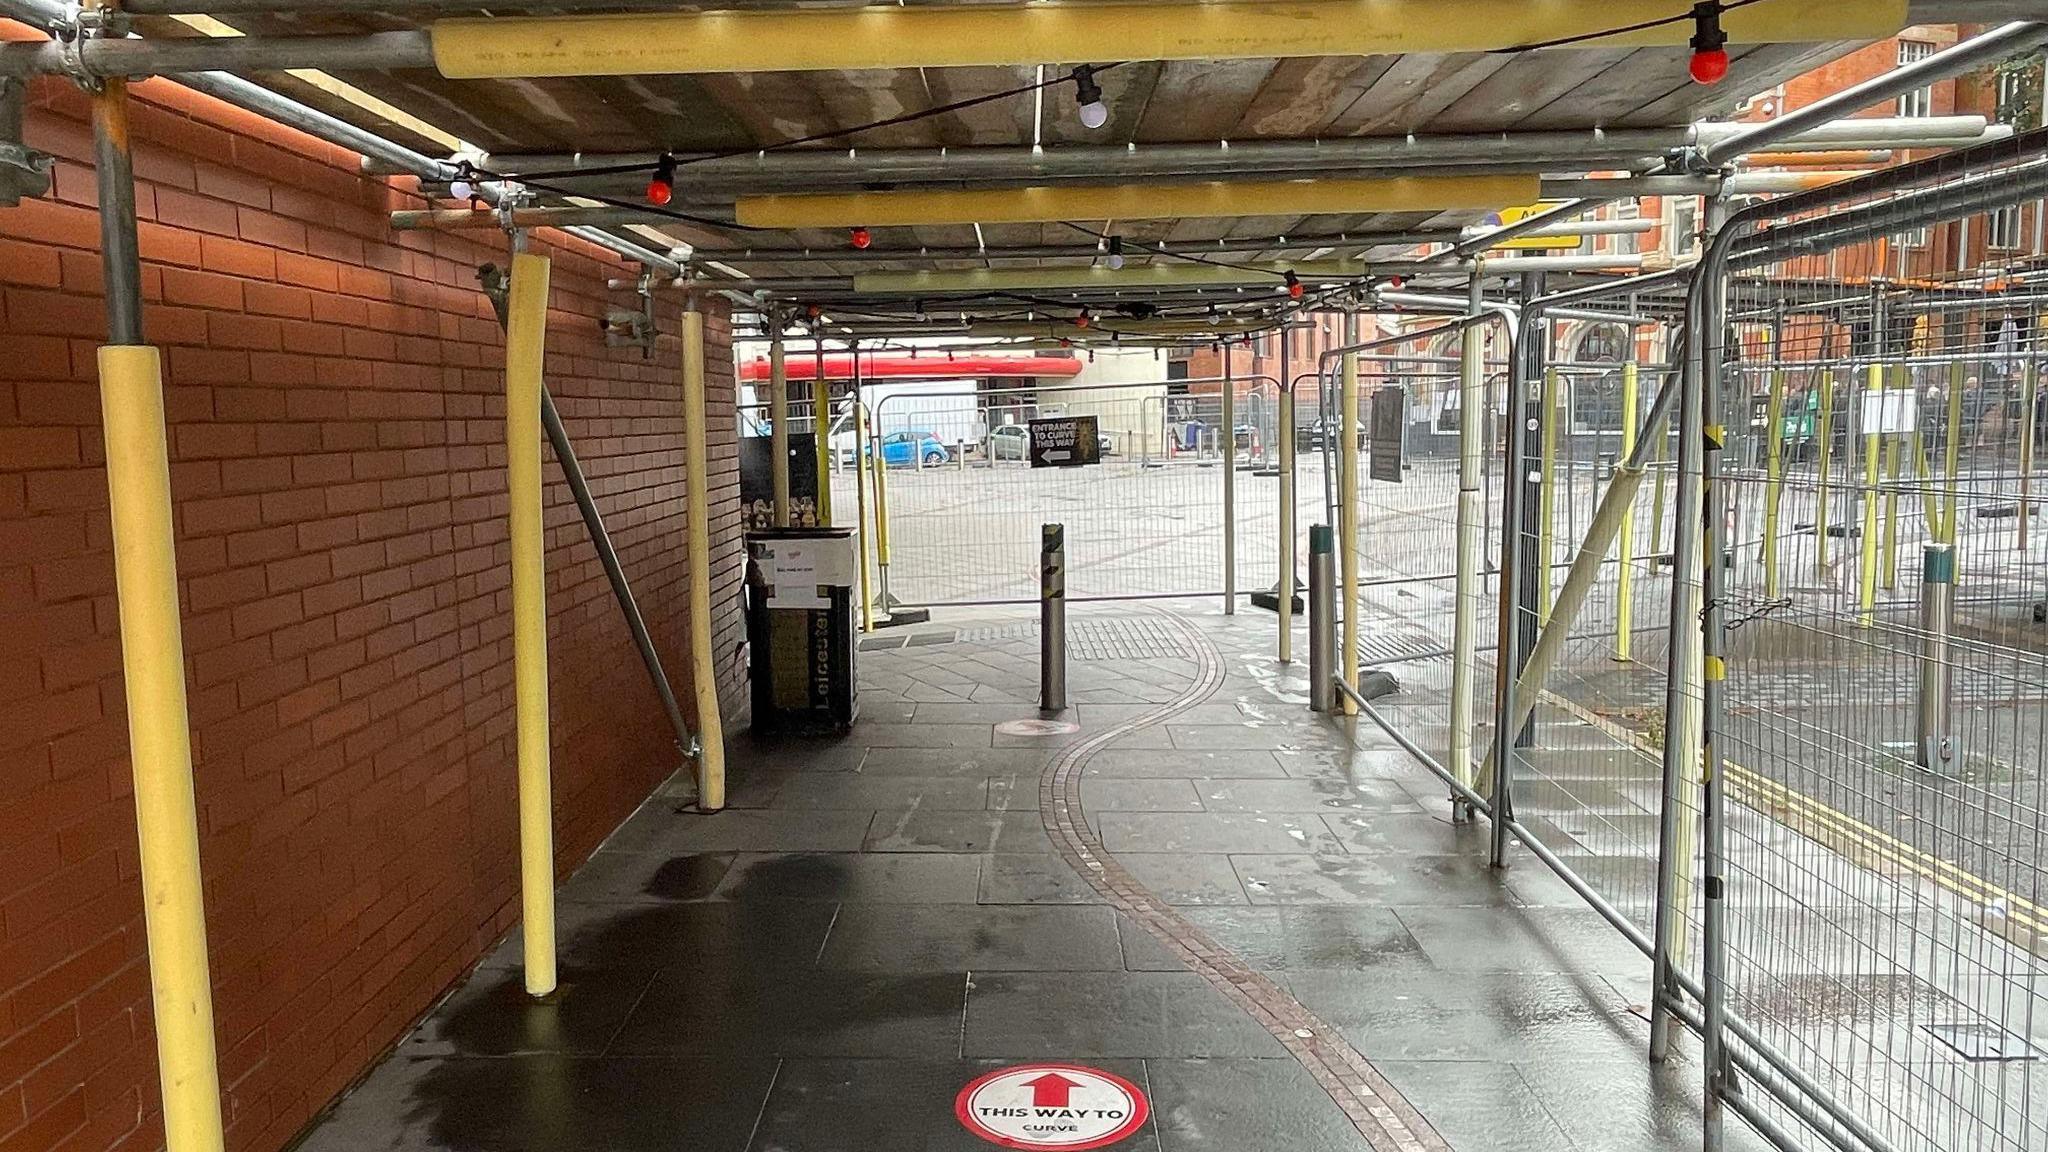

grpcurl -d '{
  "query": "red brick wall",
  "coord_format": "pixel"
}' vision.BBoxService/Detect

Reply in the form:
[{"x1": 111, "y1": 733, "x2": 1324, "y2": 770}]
[{"x1": 0, "y1": 71, "x2": 747, "y2": 1152}]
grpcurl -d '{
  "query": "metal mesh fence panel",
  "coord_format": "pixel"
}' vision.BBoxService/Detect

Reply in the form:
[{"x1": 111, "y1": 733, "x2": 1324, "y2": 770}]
[
  {"x1": 1704, "y1": 147, "x2": 2048, "y2": 1152},
  {"x1": 856, "y1": 378, "x2": 1284, "y2": 606}
]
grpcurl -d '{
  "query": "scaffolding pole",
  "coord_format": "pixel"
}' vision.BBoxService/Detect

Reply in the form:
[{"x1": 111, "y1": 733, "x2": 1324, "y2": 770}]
[
  {"x1": 1223, "y1": 351, "x2": 1237, "y2": 615},
  {"x1": 1450, "y1": 272, "x2": 1486, "y2": 785},
  {"x1": 1338, "y1": 311, "x2": 1361, "y2": 714},
  {"x1": 95, "y1": 63, "x2": 228, "y2": 1151},
  {"x1": 770, "y1": 327, "x2": 790, "y2": 527},
  {"x1": 1278, "y1": 341, "x2": 1296, "y2": 663},
  {"x1": 814, "y1": 334, "x2": 832, "y2": 526},
  {"x1": 503, "y1": 250, "x2": 557, "y2": 997},
  {"x1": 1615, "y1": 360, "x2": 1641, "y2": 660},
  {"x1": 681, "y1": 300, "x2": 727, "y2": 811}
]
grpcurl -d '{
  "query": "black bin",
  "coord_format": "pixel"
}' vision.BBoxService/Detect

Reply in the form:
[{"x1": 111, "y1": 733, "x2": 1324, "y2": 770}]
[{"x1": 745, "y1": 527, "x2": 859, "y2": 735}]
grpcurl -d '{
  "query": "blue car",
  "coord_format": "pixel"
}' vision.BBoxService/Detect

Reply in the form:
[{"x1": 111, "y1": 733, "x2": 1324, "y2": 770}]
[{"x1": 880, "y1": 430, "x2": 950, "y2": 467}]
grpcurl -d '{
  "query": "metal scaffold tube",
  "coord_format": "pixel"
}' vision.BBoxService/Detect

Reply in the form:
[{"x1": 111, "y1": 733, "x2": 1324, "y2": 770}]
[
  {"x1": 1338, "y1": 312, "x2": 1361, "y2": 714},
  {"x1": 88, "y1": 36, "x2": 230, "y2": 1146},
  {"x1": 537, "y1": 387, "x2": 697, "y2": 763},
  {"x1": 503, "y1": 251, "x2": 558, "y2": 997},
  {"x1": 681, "y1": 301, "x2": 728, "y2": 811},
  {"x1": 1696, "y1": 20, "x2": 2048, "y2": 167},
  {"x1": 1277, "y1": 343, "x2": 1296, "y2": 663},
  {"x1": 769, "y1": 327, "x2": 790, "y2": 527},
  {"x1": 1614, "y1": 360, "x2": 1641, "y2": 661},
  {"x1": 871, "y1": 382, "x2": 893, "y2": 612},
  {"x1": 813, "y1": 335, "x2": 833, "y2": 527},
  {"x1": 1761, "y1": 321, "x2": 1786, "y2": 599},
  {"x1": 1649, "y1": 242, "x2": 1710, "y2": 1064},
  {"x1": 1448, "y1": 273, "x2": 1487, "y2": 788},
  {"x1": 1695, "y1": 229, "x2": 1733, "y2": 1151},
  {"x1": 852, "y1": 348, "x2": 874, "y2": 632},
  {"x1": 1223, "y1": 352, "x2": 1236, "y2": 615}
]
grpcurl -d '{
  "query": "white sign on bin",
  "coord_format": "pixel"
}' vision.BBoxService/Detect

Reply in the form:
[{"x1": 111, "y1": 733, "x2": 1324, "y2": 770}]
[{"x1": 1859, "y1": 391, "x2": 1919, "y2": 435}]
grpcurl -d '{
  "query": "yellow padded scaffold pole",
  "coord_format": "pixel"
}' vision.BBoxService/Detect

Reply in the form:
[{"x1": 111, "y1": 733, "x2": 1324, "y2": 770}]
[
  {"x1": 503, "y1": 251, "x2": 557, "y2": 997},
  {"x1": 100, "y1": 344, "x2": 228, "y2": 1152},
  {"x1": 682, "y1": 301, "x2": 728, "y2": 811},
  {"x1": 429, "y1": 0, "x2": 1906, "y2": 79}
]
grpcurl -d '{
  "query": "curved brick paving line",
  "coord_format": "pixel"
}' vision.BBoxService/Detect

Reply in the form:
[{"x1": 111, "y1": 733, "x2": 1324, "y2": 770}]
[{"x1": 1035, "y1": 608, "x2": 1453, "y2": 1152}]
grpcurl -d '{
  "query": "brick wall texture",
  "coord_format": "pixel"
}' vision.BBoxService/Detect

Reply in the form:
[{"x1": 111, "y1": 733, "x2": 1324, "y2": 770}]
[{"x1": 0, "y1": 71, "x2": 748, "y2": 1152}]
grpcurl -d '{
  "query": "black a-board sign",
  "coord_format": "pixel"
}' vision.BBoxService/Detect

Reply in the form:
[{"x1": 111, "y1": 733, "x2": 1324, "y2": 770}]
[{"x1": 1028, "y1": 415, "x2": 1101, "y2": 468}]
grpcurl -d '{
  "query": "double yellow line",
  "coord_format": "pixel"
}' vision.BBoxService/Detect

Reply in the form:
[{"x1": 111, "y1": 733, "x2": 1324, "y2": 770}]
[
  {"x1": 1541, "y1": 690, "x2": 2048, "y2": 944},
  {"x1": 1722, "y1": 762, "x2": 2047, "y2": 941}
]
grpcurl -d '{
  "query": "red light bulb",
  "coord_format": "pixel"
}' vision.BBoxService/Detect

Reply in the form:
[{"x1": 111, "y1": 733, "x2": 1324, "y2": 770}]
[
  {"x1": 1689, "y1": 47, "x2": 1729, "y2": 85},
  {"x1": 850, "y1": 226, "x2": 872, "y2": 249},
  {"x1": 646, "y1": 154, "x2": 676, "y2": 206}
]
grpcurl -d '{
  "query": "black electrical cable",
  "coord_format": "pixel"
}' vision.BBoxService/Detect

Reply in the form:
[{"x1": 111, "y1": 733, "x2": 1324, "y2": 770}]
[
  {"x1": 1495, "y1": 0, "x2": 1761, "y2": 55},
  {"x1": 506, "y1": 62, "x2": 1128, "y2": 184}
]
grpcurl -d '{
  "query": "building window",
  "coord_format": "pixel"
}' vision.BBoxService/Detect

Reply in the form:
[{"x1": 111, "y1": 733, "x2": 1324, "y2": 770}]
[
  {"x1": 1598, "y1": 200, "x2": 1642, "y2": 256},
  {"x1": 1894, "y1": 227, "x2": 1930, "y2": 249},
  {"x1": 1988, "y1": 203, "x2": 2023, "y2": 250},
  {"x1": 1996, "y1": 65, "x2": 2027, "y2": 124},
  {"x1": 1667, "y1": 196, "x2": 1700, "y2": 257},
  {"x1": 1896, "y1": 41, "x2": 1935, "y2": 117}
]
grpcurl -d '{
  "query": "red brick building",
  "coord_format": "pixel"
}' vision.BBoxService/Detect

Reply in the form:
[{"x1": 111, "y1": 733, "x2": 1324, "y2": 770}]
[{"x1": 1, "y1": 64, "x2": 745, "y2": 1152}]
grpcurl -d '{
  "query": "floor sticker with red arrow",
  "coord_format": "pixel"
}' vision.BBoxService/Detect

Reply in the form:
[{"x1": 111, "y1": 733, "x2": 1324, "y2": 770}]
[{"x1": 954, "y1": 1063, "x2": 1150, "y2": 1150}]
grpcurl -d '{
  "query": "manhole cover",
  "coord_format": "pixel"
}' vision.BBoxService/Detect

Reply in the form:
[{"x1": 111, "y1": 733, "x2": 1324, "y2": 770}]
[
  {"x1": 995, "y1": 718, "x2": 1080, "y2": 736},
  {"x1": 1923, "y1": 1021, "x2": 2040, "y2": 1062}
]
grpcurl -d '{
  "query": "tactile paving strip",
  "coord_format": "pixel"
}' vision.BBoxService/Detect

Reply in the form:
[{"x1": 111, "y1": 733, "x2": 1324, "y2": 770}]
[{"x1": 1036, "y1": 609, "x2": 1453, "y2": 1152}]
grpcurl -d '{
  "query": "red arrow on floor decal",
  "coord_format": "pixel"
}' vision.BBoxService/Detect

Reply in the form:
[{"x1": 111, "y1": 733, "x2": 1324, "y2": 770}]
[{"x1": 1022, "y1": 1072, "x2": 1082, "y2": 1108}]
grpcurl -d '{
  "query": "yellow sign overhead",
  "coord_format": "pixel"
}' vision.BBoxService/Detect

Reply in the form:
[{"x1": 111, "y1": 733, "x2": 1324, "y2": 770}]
[{"x1": 1492, "y1": 204, "x2": 1584, "y2": 251}]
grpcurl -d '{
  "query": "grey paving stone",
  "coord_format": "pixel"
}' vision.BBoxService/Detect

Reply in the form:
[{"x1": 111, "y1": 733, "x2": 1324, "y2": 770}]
[
  {"x1": 1391, "y1": 904, "x2": 1652, "y2": 976},
  {"x1": 1272, "y1": 747, "x2": 1418, "y2": 779},
  {"x1": 1146, "y1": 1057, "x2": 1376, "y2": 1152},
  {"x1": 295, "y1": 1054, "x2": 779, "y2": 1152},
  {"x1": 1515, "y1": 1058, "x2": 1778, "y2": 1152},
  {"x1": 769, "y1": 773, "x2": 992, "y2": 810},
  {"x1": 1099, "y1": 811, "x2": 1347, "y2": 855},
  {"x1": 865, "y1": 809, "x2": 1056, "y2": 854},
  {"x1": 1373, "y1": 1060, "x2": 1579, "y2": 1152},
  {"x1": 1172, "y1": 906, "x2": 1427, "y2": 972},
  {"x1": 714, "y1": 852, "x2": 983, "y2": 904},
  {"x1": 402, "y1": 965, "x2": 659, "y2": 1057},
  {"x1": 478, "y1": 900, "x2": 841, "y2": 972},
  {"x1": 1167, "y1": 724, "x2": 1343, "y2": 750},
  {"x1": 1081, "y1": 777, "x2": 1206, "y2": 812},
  {"x1": 1118, "y1": 853, "x2": 1251, "y2": 905},
  {"x1": 1230, "y1": 852, "x2": 1525, "y2": 907},
  {"x1": 605, "y1": 807, "x2": 876, "y2": 854},
  {"x1": 609, "y1": 966, "x2": 970, "y2": 1057},
  {"x1": 853, "y1": 747, "x2": 1052, "y2": 777},
  {"x1": 1084, "y1": 749, "x2": 1289, "y2": 778},
  {"x1": 1283, "y1": 968, "x2": 1643, "y2": 1064},
  {"x1": 557, "y1": 851, "x2": 734, "y2": 904},
  {"x1": 1192, "y1": 777, "x2": 1425, "y2": 814},
  {"x1": 855, "y1": 722, "x2": 997, "y2": 748},
  {"x1": 821, "y1": 905, "x2": 1124, "y2": 971},
  {"x1": 979, "y1": 854, "x2": 1102, "y2": 904},
  {"x1": 963, "y1": 972, "x2": 1288, "y2": 1059},
  {"x1": 1320, "y1": 811, "x2": 1484, "y2": 854}
]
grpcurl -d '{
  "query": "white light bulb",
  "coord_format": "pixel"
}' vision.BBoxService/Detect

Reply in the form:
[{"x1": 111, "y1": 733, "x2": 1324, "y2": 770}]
[
  {"x1": 449, "y1": 179, "x2": 474, "y2": 201},
  {"x1": 1107, "y1": 253, "x2": 1125, "y2": 271},
  {"x1": 1078, "y1": 100, "x2": 1109, "y2": 130}
]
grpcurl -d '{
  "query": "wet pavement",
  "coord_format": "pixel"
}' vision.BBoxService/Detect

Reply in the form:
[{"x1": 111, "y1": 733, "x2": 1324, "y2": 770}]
[{"x1": 294, "y1": 605, "x2": 1756, "y2": 1152}]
